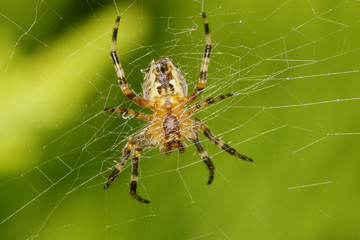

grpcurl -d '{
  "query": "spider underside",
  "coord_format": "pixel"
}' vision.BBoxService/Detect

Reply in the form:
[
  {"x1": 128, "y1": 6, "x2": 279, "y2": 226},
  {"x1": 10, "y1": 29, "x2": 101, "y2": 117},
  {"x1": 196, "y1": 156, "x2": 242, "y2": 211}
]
[{"x1": 104, "y1": 13, "x2": 253, "y2": 204}]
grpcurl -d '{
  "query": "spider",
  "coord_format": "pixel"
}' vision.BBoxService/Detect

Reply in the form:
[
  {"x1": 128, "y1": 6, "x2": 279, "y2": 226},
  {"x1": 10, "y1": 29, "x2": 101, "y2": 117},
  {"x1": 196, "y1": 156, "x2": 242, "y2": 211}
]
[{"x1": 104, "y1": 12, "x2": 253, "y2": 203}]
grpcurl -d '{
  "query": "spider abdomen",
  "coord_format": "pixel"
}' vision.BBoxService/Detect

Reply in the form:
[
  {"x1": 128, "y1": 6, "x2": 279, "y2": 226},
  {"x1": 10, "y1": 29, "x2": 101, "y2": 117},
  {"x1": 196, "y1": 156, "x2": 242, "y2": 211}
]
[{"x1": 143, "y1": 58, "x2": 188, "y2": 101}]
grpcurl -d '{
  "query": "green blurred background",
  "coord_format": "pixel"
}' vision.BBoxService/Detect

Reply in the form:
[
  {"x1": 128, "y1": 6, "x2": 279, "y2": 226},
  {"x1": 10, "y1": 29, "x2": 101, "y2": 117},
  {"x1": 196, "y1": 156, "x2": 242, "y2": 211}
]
[{"x1": 1, "y1": 0, "x2": 360, "y2": 239}]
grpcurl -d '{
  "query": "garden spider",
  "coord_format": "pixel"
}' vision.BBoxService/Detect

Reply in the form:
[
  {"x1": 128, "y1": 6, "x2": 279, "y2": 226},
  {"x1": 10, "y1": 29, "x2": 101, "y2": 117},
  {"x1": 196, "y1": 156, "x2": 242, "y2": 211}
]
[{"x1": 104, "y1": 12, "x2": 253, "y2": 203}]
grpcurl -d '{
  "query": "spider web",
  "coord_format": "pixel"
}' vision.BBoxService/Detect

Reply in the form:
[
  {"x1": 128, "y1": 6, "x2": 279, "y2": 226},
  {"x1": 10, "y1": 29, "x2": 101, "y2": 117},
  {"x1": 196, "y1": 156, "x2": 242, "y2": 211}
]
[{"x1": 1, "y1": 0, "x2": 360, "y2": 239}]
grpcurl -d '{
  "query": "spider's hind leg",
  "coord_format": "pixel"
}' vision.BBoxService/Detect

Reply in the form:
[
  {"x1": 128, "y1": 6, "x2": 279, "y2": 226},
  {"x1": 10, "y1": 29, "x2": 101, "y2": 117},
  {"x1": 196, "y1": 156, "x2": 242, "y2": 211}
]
[
  {"x1": 110, "y1": 16, "x2": 151, "y2": 108},
  {"x1": 186, "y1": 12, "x2": 212, "y2": 103}
]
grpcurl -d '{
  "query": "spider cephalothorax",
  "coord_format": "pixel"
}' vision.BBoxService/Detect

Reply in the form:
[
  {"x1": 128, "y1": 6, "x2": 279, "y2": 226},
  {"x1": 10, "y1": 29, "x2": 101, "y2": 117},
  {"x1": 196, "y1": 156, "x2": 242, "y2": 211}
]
[{"x1": 104, "y1": 13, "x2": 253, "y2": 204}]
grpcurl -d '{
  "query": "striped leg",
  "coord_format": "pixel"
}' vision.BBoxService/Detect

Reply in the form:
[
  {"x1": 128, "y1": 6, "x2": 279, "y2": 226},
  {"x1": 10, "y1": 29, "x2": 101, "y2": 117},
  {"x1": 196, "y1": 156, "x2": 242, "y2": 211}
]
[
  {"x1": 104, "y1": 140, "x2": 134, "y2": 189},
  {"x1": 193, "y1": 133, "x2": 215, "y2": 185},
  {"x1": 111, "y1": 16, "x2": 151, "y2": 108},
  {"x1": 187, "y1": 12, "x2": 212, "y2": 103},
  {"x1": 104, "y1": 108, "x2": 153, "y2": 121},
  {"x1": 185, "y1": 94, "x2": 233, "y2": 116},
  {"x1": 195, "y1": 119, "x2": 253, "y2": 162},
  {"x1": 130, "y1": 148, "x2": 150, "y2": 203}
]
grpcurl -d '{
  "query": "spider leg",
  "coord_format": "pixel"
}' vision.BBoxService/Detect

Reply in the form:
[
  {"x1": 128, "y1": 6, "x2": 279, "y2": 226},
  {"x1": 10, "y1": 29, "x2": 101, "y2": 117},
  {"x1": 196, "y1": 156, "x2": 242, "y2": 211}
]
[
  {"x1": 195, "y1": 119, "x2": 253, "y2": 162},
  {"x1": 111, "y1": 16, "x2": 151, "y2": 108},
  {"x1": 185, "y1": 94, "x2": 233, "y2": 116},
  {"x1": 104, "y1": 108, "x2": 153, "y2": 121},
  {"x1": 104, "y1": 139, "x2": 133, "y2": 189},
  {"x1": 186, "y1": 12, "x2": 212, "y2": 103},
  {"x1": 130, "y1": 148, "x2": 150, "y2": 203},
  {"x1": 193, "y1": 133, "x2": 215, "y2": 185}
]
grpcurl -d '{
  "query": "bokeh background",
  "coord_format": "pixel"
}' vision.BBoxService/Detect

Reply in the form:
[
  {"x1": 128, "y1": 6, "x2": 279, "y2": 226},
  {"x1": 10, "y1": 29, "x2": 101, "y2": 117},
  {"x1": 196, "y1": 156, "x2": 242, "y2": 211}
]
[{"x1": 1, "y1": 0, "x2": 360, "y2": 239}]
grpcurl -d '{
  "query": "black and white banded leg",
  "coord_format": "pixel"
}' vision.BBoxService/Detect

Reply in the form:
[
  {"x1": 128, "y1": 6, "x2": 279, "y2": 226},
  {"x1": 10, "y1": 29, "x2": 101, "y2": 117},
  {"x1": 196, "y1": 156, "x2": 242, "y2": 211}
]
[
  {"x1": 185, "y1": 94, "x2": 233, "y2": 116},
  {"x1": 110, "y1": 16, "x2": 151, "y2": 108},
  {"x1": 193, "y1": 133, "x2": 215, "y2": 185},
  {"x1": 130, "y1": 148, "x2": 150, "y2": 203},
  {"x1": 104, "y1": 140, "x2": 133, "y2": 189},
  {"x1": 104, "y1": 108, "x2": 153, "y2": 121},
  {"x1": 195, "y1": 119, "x2": 253, "y2": 162},
  {"x1": 187, "y1": 12, "x2": 212, "y2": 103}
]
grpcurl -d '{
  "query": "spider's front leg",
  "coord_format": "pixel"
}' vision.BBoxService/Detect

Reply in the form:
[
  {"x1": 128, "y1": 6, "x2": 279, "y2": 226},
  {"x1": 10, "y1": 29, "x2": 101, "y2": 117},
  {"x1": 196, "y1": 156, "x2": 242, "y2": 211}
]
[
  {"x1": 104, "y1": 133, "x2": 150, "y2": 203},
  {"x1": 191, "y1": 119, "x2": 253, "y2": 185},
  {"x1": 195, "y1": 119, "x2": 253, "y2": 162},
  {"x1": 110, "y1": 16, "x2": 151, "y2": 108},
  {"x1": 129, "y1": 148, "x2": 150, "y2": 203},
  {"x1": 104, "y1": 139, "x2": 133, "y2": 189},
  {"x1": 192, "y1": 133, "x2": 215, "y2": 185}
]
